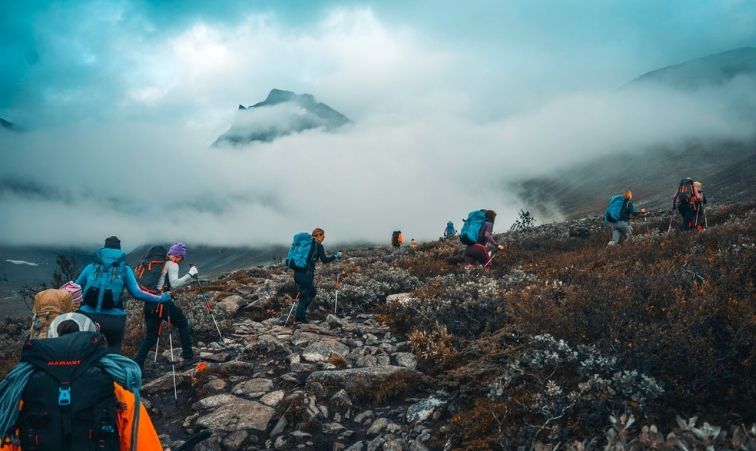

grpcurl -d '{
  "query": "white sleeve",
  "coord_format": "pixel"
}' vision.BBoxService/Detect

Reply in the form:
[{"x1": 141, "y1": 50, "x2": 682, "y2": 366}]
[{"x1": 166, "y1": 261, "x2": 193, "y2": 289}]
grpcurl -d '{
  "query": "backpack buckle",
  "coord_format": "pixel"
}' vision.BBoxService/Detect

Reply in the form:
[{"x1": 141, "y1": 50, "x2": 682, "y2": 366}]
[{"x1": 58, "y1": 386, "x2": 72, "y2": 406}]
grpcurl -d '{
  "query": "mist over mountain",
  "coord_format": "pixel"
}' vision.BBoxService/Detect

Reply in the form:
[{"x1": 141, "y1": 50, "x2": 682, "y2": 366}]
[
  {"x1": 513, "y1": 48, "x2": 756, "y2": 220},
  {"x1": 628, "y1": 47, "x2": 756, "y2": 90},
  {"x1": 213, "y1": 89, "x2": 351, "y2": 146}
]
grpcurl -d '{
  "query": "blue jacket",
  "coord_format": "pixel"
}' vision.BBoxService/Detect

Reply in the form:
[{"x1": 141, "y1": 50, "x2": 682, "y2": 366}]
[{"x1": 76, "y1": 248, "x2": 162, "y2": 316}]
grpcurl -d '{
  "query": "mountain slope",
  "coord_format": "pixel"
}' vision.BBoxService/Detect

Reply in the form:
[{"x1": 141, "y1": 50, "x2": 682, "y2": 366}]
[
  {"x1": 214, "y1": 89, "x2": 351, "y2": 146},
  {"x1": 627, "y1": 47, "x2": 756, "y2": 90}
]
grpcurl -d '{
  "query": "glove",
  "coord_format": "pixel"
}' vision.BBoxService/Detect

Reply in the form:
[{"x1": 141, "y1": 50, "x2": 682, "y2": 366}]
[
  {"x1": 160, "y1": 292, "x2": 172, "y2": 302},
  {"x1": 334, "y1": 251, "x2": 342, "y2": 260},
  {"x1": 188, "y1": 266, "x2": 199, "y2": 277}
]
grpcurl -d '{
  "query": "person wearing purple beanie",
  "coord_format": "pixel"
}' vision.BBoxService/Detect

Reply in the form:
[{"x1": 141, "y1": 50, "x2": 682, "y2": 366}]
[{"x1": 133, "y1": 242, "x2": 199, "y2": 369}]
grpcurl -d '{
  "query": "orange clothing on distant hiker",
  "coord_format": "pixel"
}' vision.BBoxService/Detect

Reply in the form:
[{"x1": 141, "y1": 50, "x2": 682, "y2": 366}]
[{"x1": 0, "y1": 384, "x2": 162, "y2": 451}]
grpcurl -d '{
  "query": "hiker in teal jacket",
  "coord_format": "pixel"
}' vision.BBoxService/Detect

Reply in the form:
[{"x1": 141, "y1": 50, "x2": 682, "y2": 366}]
[
  {"x1": 75, "y1": 236, "x2": 169, "y2": 353},
  {"x1": 293, "y1": 228, "x2": 341, "y2": 323},
  {"x1": 607, "y1": 190, "x2": 646, "y2": 245}
]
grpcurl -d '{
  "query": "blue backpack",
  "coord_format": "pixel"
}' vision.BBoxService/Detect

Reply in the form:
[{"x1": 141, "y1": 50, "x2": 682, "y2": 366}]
[
  {"x1": 605, "y1": 194, "x2": 626, "y2": 223},
  {"x1": 460, "y1": 210, "x2": 487, "y2": 245},
  {"x1": 81, "y1": 248, "x2": 127, "y2": 312},
  {"x1": 286, "y1": 232, "x2": 314, "y2": 270}
]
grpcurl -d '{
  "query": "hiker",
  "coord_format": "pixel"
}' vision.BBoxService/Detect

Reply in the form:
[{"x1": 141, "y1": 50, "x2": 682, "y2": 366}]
[
  {"x1": 0, "y1": 312, "x2": 162, "y2": 451},
  {"x1": 461, "y1": 210, "x2": 505, "y2": 269},
  {"x1": 410, "y1": 238, "x2": 417, "y2": 249},
  {"x1": 29, "y1": 288, "x2": 76, "y2": 339},
  {"x1": 75, "y1": 236, "x2": 170, "y2": 354},
  {"x1": 444, "y1": 221, "x2": 457, "y2": 239},
  {"x1": 672, "y1": 178, "x2": 704, "y2": 231},
  {"x1": 59, "y1": 281, "x2": 83, "y2": 309},
  {"x1": 391, "y1": 230, "x2": 404, "y2": 253},
  {"x1": 287, "y1": 228, "x2": 341, "y2": 324},
  {"x1": 133, "y1": 242, "x2": 199, "y2": 369},
  {"x1": 606, "y1": 190, "x2": 646, "y2": 245},
  {"x1": 693, "y1": 181, "x2": 708, "y2": 230}
]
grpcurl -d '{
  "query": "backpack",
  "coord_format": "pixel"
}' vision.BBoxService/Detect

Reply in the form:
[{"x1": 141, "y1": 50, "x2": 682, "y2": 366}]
[
  {"x1": 605, "y1": 194, "x2": 626, "y2": 223},
  {"x1": 392, "y1": 231, "x2": 402, "y2": 247},
  {"x1": 30, "y1": 289, "x2": 76, "y2": 340},
  {"x1": 287, "y1": 232, "x2": 314, "y2": 270},
  {"x1": 134, "y1": 245, "x2": 168, "y2": 294},
  {"x1": 81, "y1": 249, "x2": 127, "y2": 312},
  {"x1": 675, "y1": 178, "x2": 695, "y2": 206},
  {"x1": 18, "y1": 332, "x2": 120, "y2": 450},
  {"x1": 460, "y1": 210, "x2": 487, "y2": 245}
]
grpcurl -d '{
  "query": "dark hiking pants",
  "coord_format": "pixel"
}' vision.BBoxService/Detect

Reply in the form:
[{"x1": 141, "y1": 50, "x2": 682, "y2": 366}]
[
  {"x1": 678, "y1": 204, "x2": 696, "y2": 230},
  {"x1": 133, "y1": 301, "x2": 193, "y2": 368},
  {"x1": 294, "y1": 270, "x2": 317, "y2": 322},
  {"x1": 81, "y1": 312, "x2": 126, "y2": 354}
]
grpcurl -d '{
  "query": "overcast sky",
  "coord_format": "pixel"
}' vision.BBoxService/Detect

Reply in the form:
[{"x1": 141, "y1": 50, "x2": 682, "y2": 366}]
[{"x1": 1, "y1": 0, "x2": 755, "y2": 248}]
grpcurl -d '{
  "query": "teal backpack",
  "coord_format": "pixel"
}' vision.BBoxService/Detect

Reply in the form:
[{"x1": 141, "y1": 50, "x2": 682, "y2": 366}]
[
  {"x1": 605, "y1": 194, "x2": 626, "y2": 223},
  {"x1": 286, "y1": 232, "x2": 314, "y2": 270},
  {"x1": 460, "y1": 210, "x2": 487, "y2": 245},
  {"x1": 81, "y1": 248, "x2": 127, "y2": 311}
]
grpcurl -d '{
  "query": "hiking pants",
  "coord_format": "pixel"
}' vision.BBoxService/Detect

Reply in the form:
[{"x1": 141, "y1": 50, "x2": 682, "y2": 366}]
[
  {"x1": 609, "y1": 221, "x2": 632, "y2": 244},
  {"x1": 81, "y1": 312, "x2": 126, "y2": 354},
  {"x1": 294, "y1": 270, "x2": 316, "y2": 322},
  {"x1": 678, "y1": 204, "x2": 696, "y2": 230},
  {"x1": 134, "y1": 302, "x2": 193, "y2": 368},
  {"x1": 464, "y1": 244, "x2": 492, "y2": 268}
]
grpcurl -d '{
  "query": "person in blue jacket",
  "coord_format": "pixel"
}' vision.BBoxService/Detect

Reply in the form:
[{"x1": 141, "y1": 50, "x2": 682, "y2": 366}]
[{"x1": 76, "y1": 236, "x2": 169, "y2": 354}]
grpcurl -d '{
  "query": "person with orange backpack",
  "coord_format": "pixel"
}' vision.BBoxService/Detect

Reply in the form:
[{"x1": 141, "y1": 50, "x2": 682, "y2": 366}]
[
  {"x1": 0, "y1": 312, "x2": 163, "y2": 451},
  {"x1": 391, "y1": 231, "x2": 404, "y2": 253},
  {"x1": 133, "y1": 242, "x2": 199, "y2": 370},
  {"x1": 673, "y1": 178, "x2": 704, "y2": 231}
]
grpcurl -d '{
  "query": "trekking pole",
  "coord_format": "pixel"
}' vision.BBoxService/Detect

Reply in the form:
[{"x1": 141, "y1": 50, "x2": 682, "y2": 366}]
[
  {"x1": 704, "y1": 209, "x2": 708, "y2": 229},
  {"x1": 189, "y1": 267, "x2": 224, "y2": 341},
  {"x1": 167, "y1": 319, "x2": 178, "y2": 407},
  {"x1": 154, "y1": 303, "x2": 165, "y2": 366},
  {"x1": 484, "y1": 249, "x2": 497, "y2": 268},
  {"x1": 667, "y1": 216, "x2": 673, "y2": 234},
  {"x1": 284, "y1": 292, "x2": 300, "y2": 326},
  {"x1": 334, "y1": 262, "x2": 341, "y2": 315}
]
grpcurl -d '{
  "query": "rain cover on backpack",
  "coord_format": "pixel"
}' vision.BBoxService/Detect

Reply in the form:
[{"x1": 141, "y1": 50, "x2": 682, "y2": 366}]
[
  {"x1": 460, "y1": 210, "x2": 487, "y2": 245},
  {"x1": 30, "y1": 289, "x2": 75, "y2": 339},
  {"x1": 605, "y1": 194, "x2": 626, "y2": 223},
  {"x1": 287, "y1": 232, "x2": 314, "y2": 270},
  {"x1": 81, "y1": 248, "x2": 127, "y2": 312}
]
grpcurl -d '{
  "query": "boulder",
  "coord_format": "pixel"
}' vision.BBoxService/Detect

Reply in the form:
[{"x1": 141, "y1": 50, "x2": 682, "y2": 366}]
[
  {"x1": 195, "y1": 399, "x2": 275, "y2": 432},
  {"x1": 302, "y1": 340, "x2": 350, "y2": 362},
  {"x1": 307, "y1": 365, "x2": 424, "y2": 400}
]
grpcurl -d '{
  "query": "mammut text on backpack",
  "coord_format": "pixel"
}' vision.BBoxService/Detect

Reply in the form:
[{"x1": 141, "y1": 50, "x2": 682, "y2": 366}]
[
  {"x1": 460, "y1": 210, "x2": 487, "y2": 245},
  {"x1": 134, "y1": 245, "x2": 168, "y2": 294},
  {"x1": 19, "y1": 332, "x2": 120, "y2": 451},
  {"x1": 287, "y1": 232, "x2": 314, "y2": 270}
]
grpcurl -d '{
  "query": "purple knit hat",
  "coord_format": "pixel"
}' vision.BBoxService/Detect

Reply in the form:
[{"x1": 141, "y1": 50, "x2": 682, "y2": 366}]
[{"x1": 168, "y1": 242, "x2": 187, "y2": 258}]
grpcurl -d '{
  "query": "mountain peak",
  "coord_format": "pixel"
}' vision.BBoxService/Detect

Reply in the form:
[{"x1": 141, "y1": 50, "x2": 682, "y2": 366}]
[{"x1": 214, "y1": 89, "x2": 351, "y2": 147}]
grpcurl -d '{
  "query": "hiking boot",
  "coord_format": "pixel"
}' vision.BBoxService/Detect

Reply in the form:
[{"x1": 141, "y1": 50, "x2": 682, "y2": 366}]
[{"x1": 180, "y1": 355, "x2": 201, "y2": 369}]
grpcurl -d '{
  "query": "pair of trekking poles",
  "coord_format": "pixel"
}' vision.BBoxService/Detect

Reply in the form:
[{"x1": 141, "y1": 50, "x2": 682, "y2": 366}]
[
  {"x1": 666, "y1": 207, "x2": 708, "y2": 234},
  {"x1": 284, "y1": 261, "x2": 342, "y2": 325}
]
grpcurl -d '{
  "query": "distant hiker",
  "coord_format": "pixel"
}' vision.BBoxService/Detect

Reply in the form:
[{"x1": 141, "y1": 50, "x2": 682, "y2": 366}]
[
  {"x1": 133, "y1": 242, "x2": 199, "y2": 369},
  {"x1": 410, "y1": 238, "x2": 417, "y2": 249},
  {"x1": 286, "y1": 228, "x2": 341, "y2": 324},
  {"x1": 693, "y1": 181, "x2": 708, "y2": 229},
  {"x1": 75, "y1": 236, "x2": 169, "y2": 354},
  {"x1": 605, "y1": 190, "x2": 646, "y2": 245},
  {"x1": 444, "y1": 221, "x2": 457, "y2": 239},
  {"x1": 0, "y1": 312, "x2": 162, "y2": 451},
  {"x1": 461, "y1": 210, "x2": 505, "y2": 269},
  {"x1": 391, "y1": 230, "x2": 404, "y2": 253},
  {"x1": 672, "y1": 178, "x2": 705, "y2": 231}
]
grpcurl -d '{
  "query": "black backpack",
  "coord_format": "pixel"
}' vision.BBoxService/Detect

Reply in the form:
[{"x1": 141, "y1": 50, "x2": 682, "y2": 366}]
[
  {"x1": 676, "y1": 178, "x2": 695, "y2": 206},
  {"x1": 18, "y1": 332, "x2": 119, "y2": 451},
  {"x1": 134, "y1": 245, "x2": 167, "y2": 294}
]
